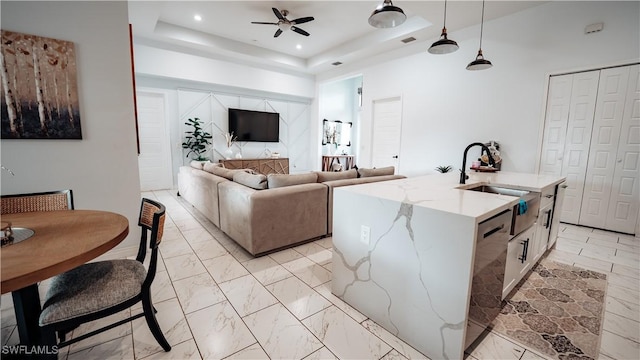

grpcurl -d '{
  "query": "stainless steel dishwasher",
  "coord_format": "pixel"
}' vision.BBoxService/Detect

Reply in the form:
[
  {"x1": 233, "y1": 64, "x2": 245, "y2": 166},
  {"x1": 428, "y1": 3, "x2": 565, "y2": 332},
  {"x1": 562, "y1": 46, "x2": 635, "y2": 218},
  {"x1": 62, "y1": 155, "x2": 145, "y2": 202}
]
[{"x1": 465, "y1": 209, "x2": 513, "y2": 349}]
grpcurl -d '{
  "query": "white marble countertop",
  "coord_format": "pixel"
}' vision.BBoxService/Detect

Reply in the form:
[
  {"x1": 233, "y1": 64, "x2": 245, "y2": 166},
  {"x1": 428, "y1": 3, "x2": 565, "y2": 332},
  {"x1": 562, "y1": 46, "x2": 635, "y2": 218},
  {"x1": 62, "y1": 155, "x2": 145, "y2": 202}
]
[{"x1": 335, "y1": 171, "x2": 566, "y2": 222}]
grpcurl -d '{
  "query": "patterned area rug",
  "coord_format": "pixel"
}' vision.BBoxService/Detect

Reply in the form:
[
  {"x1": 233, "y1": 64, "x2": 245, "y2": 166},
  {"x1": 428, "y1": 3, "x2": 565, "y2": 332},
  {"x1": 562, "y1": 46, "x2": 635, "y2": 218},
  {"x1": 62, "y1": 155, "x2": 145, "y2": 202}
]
[{"x1": 491, "y1": 258, "x2": 607, "y2": 360}]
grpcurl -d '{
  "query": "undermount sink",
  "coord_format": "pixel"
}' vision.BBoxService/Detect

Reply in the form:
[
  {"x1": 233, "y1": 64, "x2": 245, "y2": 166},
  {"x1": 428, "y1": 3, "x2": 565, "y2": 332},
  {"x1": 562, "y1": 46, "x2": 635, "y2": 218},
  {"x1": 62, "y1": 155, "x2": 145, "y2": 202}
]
[{"x1": 465, "y1": 185, "x2": 528, "y2": 198}]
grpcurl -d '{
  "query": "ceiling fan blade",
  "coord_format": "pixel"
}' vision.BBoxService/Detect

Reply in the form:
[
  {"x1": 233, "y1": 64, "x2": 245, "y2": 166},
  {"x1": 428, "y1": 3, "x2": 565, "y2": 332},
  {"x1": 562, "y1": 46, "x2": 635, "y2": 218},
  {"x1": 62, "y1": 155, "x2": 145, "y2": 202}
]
[
  {"x1": 274, "y1": 28, "x2": 283, "y2": 38},
  {"x1": 251, "y1": 22, "x2": 278, "y2": 25},
  {"x1": 272, "y1": 7, "x2": 285, "y2": 21},
  {"x1": 292, "y1": 16, "x2": 314, "y2": 25},
  {"x1": 291, "y1": 26, "x2": 310, "y2": 36}
]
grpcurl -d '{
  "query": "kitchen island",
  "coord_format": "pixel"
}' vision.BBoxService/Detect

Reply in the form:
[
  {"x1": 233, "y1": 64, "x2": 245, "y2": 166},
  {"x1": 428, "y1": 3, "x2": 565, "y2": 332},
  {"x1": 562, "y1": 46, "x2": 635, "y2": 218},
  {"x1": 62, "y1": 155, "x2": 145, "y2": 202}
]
[{"x1": 331, "y1": 171, "x2": 565, "y2": 360}]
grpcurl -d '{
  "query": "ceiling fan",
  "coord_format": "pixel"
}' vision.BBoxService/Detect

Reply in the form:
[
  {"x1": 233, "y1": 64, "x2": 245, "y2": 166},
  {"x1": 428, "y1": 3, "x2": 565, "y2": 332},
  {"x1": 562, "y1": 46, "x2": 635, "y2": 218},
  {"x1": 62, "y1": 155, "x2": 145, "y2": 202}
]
[{"x1": 251, "y1": 7, "x2": 315, "y2": 38}]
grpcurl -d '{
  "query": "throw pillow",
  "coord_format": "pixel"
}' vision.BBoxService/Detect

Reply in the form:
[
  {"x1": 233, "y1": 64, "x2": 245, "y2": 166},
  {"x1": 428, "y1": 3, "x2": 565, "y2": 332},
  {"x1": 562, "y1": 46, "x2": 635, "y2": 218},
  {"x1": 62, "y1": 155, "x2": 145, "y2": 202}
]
[
  {"x1": 358, "y1": 166, "x2": 395, "y2": 178},
  {"x1": 233, "y1": 172, "x2": 267, "y2": 190},
  {"x1": 203, "y1": 162, "x2": 222, "y2": 173},
  {"x1": 267, "y1": 173, "x2": 318, "y2": 189},
  {"x1": 211, "y1": 166, "x2": 251, "y2": 180},
  {"x1": 190, "y1": 160, "x2": 206, "y2": 170},
  {"x1": 315, "y1": 169, "x2": 357, "y2": 183}
]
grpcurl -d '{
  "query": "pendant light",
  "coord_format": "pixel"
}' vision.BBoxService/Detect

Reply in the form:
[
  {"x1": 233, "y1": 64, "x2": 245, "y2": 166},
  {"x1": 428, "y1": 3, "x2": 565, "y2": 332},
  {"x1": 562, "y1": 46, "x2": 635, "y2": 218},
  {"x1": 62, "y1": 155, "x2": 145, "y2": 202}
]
[
  {"x1": 368, "y1": 0, "x2": 406, "y2": 29},
  {"x1": 428, "y1": 0, "x2": 458, "y2": 54},
  {"x1": 466, "y1": 0, "x2": 493, "y2": 70}
]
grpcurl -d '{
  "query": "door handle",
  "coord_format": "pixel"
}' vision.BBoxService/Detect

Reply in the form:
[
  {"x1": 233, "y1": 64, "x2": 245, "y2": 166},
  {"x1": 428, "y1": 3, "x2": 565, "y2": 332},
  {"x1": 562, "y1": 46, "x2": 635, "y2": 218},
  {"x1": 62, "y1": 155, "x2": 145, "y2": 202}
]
[{"x1": 392, "y1": 155, "x2": 398, "y2": 159}]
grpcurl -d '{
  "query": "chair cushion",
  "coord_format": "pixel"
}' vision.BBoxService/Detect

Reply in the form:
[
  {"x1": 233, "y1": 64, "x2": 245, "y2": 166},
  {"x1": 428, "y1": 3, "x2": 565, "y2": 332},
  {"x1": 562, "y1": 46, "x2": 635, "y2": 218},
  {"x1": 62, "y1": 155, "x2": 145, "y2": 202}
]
[
  {"x1": 190, "y1": 160, "x2": 205, "y2": 170},
  {"x1": 357, "y1": 166, "x2": 395, "y2": 178},
  {"x1": 203, "y1": 162, "x2": 222, "y2": 173},
  {"x1": 315, "y1": 169, "x2": 357, "y2": 183},
  {"x1": 233, "y1": 171, "x2": 267, "y2": 190},
  {"x1": 267, "y1": 173, "x2": 318, "y2": 188},
  {"x1": 39, "y1": 260, "x2": 146, "y2": 326}
]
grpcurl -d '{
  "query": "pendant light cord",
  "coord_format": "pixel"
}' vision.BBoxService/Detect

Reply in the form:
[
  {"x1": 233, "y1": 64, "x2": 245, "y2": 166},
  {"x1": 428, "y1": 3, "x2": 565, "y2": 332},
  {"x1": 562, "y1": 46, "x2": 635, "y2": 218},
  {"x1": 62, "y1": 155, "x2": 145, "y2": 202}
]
[
  {"x1": 443, "y1": 0, "x2": 448, "y2": 29},
  {"x1": 479, "y1": 0, "x2": 485, "y2": 50}
]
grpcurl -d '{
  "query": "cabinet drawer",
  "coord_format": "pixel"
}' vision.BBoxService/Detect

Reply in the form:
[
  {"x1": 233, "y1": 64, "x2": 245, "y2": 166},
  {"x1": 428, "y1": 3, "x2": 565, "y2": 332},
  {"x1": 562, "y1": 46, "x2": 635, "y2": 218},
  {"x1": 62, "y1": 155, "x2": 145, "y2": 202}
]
[{"x1": 540, "y1": 186, "x2": 555, "y2": 208}]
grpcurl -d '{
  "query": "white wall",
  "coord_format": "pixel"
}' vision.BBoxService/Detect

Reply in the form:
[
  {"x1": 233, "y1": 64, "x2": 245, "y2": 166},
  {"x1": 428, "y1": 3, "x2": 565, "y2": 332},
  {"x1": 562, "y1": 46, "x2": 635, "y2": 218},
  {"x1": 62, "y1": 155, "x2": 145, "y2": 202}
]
[
  {"x1": 1, "y1": 1, "x2": 142, "y2": 249},
  {"x1": 319, "y1": 1, "x2": 640, "y2": 177}
]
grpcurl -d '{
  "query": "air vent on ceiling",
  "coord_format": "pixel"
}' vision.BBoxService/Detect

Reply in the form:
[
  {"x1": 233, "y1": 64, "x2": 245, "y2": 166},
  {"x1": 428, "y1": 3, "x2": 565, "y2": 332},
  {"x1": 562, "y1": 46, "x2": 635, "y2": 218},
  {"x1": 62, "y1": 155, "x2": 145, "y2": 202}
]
[
  {"x1": 401, "y1": 37, "x2": 417, "y2": 44},
  {"x1": 332, "y1": 61, "x2": 343, "y2": 66},
  {"x1": 585, "y1": 22, "x2": 604, "y2": 34}
]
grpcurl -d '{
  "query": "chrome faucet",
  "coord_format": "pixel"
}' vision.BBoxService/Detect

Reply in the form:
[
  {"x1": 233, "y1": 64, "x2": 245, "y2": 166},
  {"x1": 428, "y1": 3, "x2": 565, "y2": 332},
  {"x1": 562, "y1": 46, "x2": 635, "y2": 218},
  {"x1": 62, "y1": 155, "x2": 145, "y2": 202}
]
[{"x1": 460, "y1": 142, "x2": 496, "y2": 184}]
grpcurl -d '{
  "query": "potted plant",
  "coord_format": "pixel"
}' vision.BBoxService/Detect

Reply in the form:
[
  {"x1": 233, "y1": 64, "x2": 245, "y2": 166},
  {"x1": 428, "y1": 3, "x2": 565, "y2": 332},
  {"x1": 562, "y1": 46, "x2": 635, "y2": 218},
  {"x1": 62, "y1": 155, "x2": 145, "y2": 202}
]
[
  {"x1": 181, "y1": 118, "x2": 213, "y2": 161},
  {"x1": 435, "y1": 165, "x2": 453, "y2": 173}
]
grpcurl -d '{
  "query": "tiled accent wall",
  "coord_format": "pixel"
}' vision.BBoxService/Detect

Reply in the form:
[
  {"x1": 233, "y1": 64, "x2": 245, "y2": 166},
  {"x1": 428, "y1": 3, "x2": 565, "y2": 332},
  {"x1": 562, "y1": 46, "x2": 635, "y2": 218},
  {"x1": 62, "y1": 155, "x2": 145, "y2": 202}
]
[{"x1": 178, "y1": 89, "x2": 312, "y2": 173}]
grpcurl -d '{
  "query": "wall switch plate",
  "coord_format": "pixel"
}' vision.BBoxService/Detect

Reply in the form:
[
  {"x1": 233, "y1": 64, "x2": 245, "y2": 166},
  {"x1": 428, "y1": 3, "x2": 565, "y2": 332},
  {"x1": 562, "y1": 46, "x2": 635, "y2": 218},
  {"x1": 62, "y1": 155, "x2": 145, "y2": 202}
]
[{"x1": 360, "y1": 225, "x2": 370, "y2": 245}]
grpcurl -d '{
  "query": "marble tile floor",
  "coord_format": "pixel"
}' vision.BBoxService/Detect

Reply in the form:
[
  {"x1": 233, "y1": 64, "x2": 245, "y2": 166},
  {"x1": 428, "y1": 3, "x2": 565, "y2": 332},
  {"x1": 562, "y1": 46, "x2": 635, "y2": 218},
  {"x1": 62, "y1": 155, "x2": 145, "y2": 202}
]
[{"x1": 1, "y1": 189, "x2": 638, "y2": 360}]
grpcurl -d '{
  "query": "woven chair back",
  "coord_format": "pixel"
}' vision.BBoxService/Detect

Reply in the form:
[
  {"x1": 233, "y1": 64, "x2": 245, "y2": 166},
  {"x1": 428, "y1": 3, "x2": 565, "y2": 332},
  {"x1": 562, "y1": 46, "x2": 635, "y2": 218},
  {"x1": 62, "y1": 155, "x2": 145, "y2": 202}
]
[
  {"x1": 139, "y1": 198, "x2": 165, "y2": 247},
  {"x1": 1, "y1": 190, "x2": 74, "y2": 215}
]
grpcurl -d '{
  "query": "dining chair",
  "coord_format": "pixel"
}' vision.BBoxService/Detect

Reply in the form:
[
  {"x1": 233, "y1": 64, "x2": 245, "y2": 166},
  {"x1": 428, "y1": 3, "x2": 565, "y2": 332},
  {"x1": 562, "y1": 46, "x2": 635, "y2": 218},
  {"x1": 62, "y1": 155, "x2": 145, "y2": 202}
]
[
  {"x1": 0, "y1": 189, "x2": 74, "y2": 214},
  {"x1": 38, "y1": 198, "x2": 172, "y2": 353}
]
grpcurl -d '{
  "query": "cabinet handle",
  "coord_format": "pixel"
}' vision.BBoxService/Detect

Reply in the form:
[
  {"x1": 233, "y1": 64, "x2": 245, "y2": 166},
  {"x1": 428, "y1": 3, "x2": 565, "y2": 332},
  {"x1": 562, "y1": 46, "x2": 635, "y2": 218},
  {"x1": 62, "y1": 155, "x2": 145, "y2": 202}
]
[
  {"x1": 519, "y1": 238, "x2": 530, "y2": 263},
  {"x1": 560, "y1": 184, "x2": 568, "y2": 189},
  {"x1": 545, "y1": 194, "x2": 554, "y2": 198},
  {"x1": 392, "y1": 155, "x2": 399, "y2": 159},
  {"x1": 483, "y1": 224, "x2": 505, "y2": 238},
  {"x1": 545, "y1": 209, "x2": 552, "y2": 229}
]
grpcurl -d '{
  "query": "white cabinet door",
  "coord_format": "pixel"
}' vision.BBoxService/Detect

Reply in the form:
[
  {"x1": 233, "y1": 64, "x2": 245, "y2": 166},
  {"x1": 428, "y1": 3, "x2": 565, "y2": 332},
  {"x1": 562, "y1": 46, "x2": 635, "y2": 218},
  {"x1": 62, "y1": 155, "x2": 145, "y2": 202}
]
[
  {"x1": 539, "y1": 76, "x2": 573, "y2": 176},
  {"x1": 549, "y1": 182, "x2": 567, "y2": 249},
  {"x1": 503, "y1": 226, "x2": 536, "y2": 300},
  {"x1": 534, "y1": 202, "x2": 553, "y2": 262},
  {"x1": 605, "y1": 64, "x2": 640, "y2": 233},
  {"x1": 561, "y1": 71, "x2": 600, "y2": 224},
  {"x1": 579, "y1": 67, "x2": 631, "y2": 229}
]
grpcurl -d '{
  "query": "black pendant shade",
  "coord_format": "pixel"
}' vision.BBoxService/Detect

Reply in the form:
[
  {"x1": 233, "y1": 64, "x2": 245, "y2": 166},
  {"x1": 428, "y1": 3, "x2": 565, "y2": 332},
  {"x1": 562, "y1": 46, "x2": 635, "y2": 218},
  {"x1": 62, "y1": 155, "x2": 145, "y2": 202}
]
[
  {"x1": 428, "y1": 0, "x2": 458, "y2": 54},
  {"x1": 467, "y1": 0, "x2": 492, "y2": 71},
  {"x1": 368, "y1": 0, "x2": 406, "y2": 28},
  {"x1": 466, "y1": 49, "x2": 493, "y2": 70},
  {"x1": 428, "y1": 28, "x2": 459, "y2": 54}
]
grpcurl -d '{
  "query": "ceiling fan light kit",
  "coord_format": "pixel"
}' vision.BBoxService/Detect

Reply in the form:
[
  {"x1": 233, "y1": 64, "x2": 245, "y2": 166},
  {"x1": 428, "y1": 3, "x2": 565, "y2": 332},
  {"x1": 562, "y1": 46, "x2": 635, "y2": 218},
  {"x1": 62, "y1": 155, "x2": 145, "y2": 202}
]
[
  {"x1": 369, "y1": 0, "x2": 407, "y2": 29},
  {"x1": 251, "y1": 7, "x2": 314, "y2": 38},
  {"x1": 428, "y1": 0, "x2": 458, "y2": 54},
  {"x1": 467, "y1": 0, "x2": 493, "y2": 70}
]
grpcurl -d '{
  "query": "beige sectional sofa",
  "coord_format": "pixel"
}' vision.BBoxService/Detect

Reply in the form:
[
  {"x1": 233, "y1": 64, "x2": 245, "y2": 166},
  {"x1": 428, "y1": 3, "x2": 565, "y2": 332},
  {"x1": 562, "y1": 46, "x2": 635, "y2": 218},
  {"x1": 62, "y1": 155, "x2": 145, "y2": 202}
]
[{"x1": 178, "y1": 161, "x2": 405, "y2": 256}]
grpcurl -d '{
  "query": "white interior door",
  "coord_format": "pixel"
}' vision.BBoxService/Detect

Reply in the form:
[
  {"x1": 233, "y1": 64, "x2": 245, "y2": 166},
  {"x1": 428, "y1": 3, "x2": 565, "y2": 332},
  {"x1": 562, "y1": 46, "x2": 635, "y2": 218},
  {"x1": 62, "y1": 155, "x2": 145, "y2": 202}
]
[
  {"x1": 539, "y1": 75, "x2": 573, "y2": 176},
  {"x1": 579, "y1": 67, "x2": 631, "y2": 229},
  {"x1": 605, "y1": 65, "x2": 640, "y2": 233},
  {"x1": 560, "y1": 70, "x2": 600, "y2": 224},
  {"x1": 137, "y1": 91, "x2": 173, "y2": 191},
  {"x1": 371, "y1": 97, "x2": 402, "y2": 170}
]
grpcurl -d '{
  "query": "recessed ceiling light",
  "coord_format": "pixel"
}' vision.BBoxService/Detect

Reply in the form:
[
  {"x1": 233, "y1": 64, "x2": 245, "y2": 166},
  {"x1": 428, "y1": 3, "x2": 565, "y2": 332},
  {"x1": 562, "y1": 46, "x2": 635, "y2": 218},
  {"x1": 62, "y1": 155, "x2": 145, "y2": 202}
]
[
  {"x1": 194, "y1": 14, "x2": 202, "y2": 21},
  {"x1": 296, "y1": 44, "x2": 302, "y2": 50}
]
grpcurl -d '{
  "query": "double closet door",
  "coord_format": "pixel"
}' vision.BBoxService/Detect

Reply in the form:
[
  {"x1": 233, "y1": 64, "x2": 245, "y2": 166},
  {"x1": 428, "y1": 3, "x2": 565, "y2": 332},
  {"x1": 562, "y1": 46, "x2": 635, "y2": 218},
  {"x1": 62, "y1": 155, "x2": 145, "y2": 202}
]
[{"x1": 539, "y1": 64, "x2": 639, "y2": 234}]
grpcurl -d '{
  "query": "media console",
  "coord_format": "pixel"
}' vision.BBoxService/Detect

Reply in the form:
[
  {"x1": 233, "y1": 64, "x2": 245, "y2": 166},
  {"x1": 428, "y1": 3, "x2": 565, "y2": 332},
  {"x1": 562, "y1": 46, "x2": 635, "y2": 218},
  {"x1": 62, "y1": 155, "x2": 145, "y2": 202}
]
[{"x1": 219, "y1": 158, "x2": 289, "y2": 175}]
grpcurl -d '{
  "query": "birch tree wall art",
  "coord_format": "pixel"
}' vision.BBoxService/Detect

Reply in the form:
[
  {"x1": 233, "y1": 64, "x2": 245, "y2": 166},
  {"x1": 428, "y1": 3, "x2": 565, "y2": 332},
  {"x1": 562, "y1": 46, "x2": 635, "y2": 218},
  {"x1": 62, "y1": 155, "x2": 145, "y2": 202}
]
[{"x1": 1, "y1": 30, "x2": 81, "y2": 139}]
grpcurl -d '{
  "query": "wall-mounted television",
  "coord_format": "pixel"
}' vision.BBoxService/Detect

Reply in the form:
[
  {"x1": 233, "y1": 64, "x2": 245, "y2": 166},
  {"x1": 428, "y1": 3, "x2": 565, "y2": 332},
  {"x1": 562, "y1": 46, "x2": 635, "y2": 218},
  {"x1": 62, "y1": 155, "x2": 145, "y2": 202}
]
[{"x1": 228, "y1": 108, "x2": 280, "y2": 142}]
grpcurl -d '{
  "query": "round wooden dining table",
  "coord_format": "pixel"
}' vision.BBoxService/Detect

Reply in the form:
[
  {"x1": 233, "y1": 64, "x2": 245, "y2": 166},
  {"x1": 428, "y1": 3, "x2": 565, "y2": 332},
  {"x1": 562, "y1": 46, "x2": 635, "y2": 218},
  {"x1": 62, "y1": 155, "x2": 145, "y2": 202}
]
[{"x1": 1, "y1": 210, "x2": 129, "y2": 348}]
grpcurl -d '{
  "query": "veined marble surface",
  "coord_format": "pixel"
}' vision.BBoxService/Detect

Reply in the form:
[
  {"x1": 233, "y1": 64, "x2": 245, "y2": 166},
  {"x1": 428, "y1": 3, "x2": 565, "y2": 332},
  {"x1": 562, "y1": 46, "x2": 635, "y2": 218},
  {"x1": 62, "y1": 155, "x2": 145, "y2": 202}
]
[
  {"x1": 339, "y1": 172, "x2": 565, "y2": 222},
  {"x1": 331, "y1": 171, "x2": 565, "y2": 360}
]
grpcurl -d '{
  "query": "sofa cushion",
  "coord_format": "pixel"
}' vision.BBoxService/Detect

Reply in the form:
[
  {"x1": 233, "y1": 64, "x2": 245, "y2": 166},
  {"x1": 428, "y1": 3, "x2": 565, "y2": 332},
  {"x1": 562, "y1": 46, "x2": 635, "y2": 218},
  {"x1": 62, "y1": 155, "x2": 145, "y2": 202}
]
[
  {"x1": 203, "y1": 162, "x2": 223, "y2": 173},
  {"x1": 267, "y1": 173, "x2": 318, "y2": 189},
  {"x1": 315, "y1": 169, "x2": 357, "y2": 183},
  {"x1": 190, "y1": 160, "x2": 206, "y2": 170},
  {"x1": 211, "y1": 166, "x2": 251, "y2": 180},
  {"x1": 358, "y1": 166, "x2": 395, "y2": 178},
  {"x1": 233, "y1": 171, "x2": 267, "y2": 190}
]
